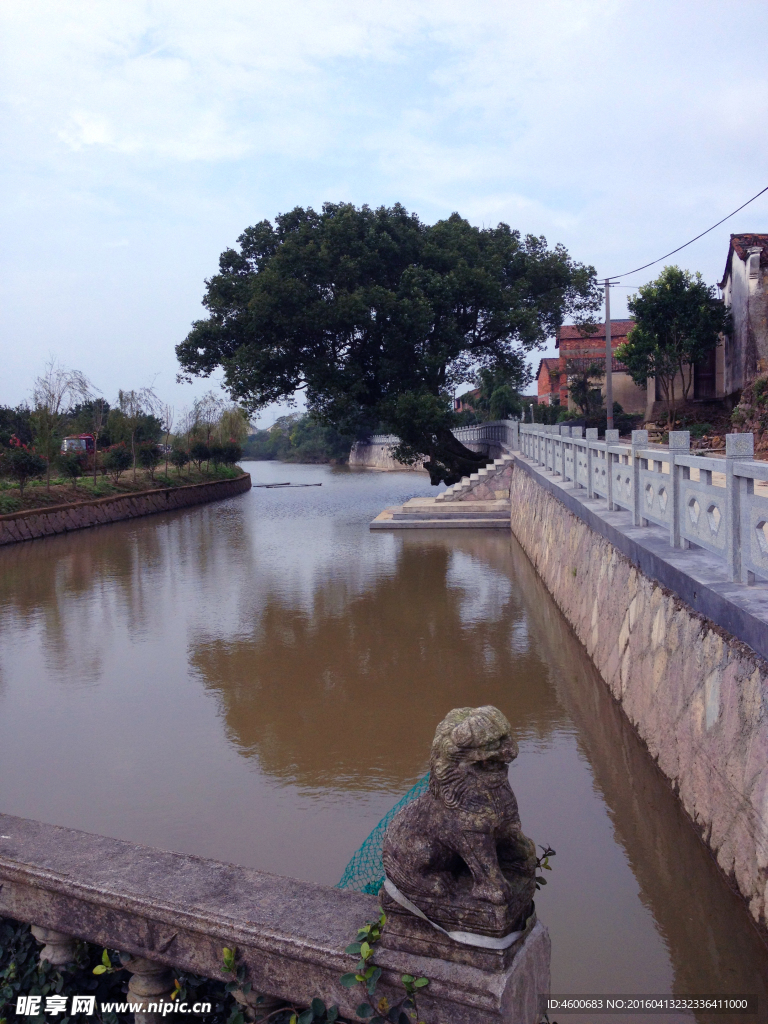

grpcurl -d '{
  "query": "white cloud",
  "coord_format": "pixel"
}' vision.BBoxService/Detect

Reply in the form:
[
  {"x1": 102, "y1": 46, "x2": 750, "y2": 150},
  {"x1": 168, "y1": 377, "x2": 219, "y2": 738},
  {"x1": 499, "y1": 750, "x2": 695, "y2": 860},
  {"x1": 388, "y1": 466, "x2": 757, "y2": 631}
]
[{"x1": 1, "y1": 0, "x2": 768, "y2": 407}]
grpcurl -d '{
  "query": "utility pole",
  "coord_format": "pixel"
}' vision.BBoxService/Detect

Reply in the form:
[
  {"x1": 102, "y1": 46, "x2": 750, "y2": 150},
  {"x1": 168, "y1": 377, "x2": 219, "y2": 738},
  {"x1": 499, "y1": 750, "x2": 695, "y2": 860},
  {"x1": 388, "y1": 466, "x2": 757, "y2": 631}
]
[{"x1": 604, "y1": 279, "x2": 613, "y2": 431}]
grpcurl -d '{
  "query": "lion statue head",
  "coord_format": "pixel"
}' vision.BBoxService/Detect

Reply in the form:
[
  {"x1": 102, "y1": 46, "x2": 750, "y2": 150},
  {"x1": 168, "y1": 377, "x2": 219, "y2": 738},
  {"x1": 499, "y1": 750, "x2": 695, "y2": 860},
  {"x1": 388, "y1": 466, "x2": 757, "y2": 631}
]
[{"x1": 428, "y1": 705, "x2": 519, "y2": 809}]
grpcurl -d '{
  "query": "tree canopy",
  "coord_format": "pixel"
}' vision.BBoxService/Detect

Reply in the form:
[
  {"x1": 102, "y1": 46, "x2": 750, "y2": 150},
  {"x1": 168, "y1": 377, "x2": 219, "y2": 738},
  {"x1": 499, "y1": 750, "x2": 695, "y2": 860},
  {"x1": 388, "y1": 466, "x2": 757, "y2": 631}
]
[
  {"x1": 177, "y1": 202, "x2": 600, "y2": 483},
  {"x1": 616, "y1": 266, "x2": 731, "y2": 427}
]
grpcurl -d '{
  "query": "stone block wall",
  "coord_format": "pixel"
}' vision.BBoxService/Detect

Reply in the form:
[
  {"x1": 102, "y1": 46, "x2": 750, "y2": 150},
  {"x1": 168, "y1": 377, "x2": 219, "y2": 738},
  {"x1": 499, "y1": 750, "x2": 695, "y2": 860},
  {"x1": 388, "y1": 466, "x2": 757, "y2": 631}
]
[
  {"x1": 349, "y1": 443, "x2": 427, "y2": 472},
  {"x1": 508, "y1": 460, "x2": 768, "y2": 932},
  {"x1": 0, "y1": 474, "x2": 252, "y2": 547}
]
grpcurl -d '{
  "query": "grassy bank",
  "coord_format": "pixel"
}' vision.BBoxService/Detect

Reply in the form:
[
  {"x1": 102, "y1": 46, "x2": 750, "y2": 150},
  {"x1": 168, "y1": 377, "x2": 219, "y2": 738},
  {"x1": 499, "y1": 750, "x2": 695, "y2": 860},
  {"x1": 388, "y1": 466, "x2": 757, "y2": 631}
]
[{"x1": 0, "y1": 464, "x2": 244, "y2": 516}]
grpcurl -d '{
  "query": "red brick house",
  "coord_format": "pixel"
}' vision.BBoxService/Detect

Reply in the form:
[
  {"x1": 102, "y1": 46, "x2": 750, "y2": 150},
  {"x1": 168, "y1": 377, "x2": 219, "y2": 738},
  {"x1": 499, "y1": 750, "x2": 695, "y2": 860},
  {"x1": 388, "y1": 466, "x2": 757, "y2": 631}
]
[
  {"x1": 536, "y1": 320, "x2": 648, "y2": 414},
  {"x1": 535, "y1": 358, "x2": 562, "y2": 405}
]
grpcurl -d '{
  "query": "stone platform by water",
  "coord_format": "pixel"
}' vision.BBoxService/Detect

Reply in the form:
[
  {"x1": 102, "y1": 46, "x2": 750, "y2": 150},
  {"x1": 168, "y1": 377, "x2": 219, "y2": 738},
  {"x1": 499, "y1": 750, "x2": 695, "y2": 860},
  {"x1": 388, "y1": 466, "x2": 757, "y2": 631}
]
[{"x1": 371, "y1": 496, "x2": 511, "y2": 529}]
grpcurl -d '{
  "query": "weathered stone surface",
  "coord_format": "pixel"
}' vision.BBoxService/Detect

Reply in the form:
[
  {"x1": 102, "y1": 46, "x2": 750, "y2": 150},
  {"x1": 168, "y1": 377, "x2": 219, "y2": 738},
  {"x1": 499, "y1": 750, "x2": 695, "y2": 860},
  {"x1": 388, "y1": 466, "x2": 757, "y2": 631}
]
[
  {"x1": 30, "y1": 925, "x2": 77, "y2": 966},
  {"x1": 459, "y1": 464, "x2": 513, "y2": 502},
  {"x1": 349, "y1": 442, "x2": 428, "y2": 472},
  {"x1": 381, "y1": 707, "x2": 537, "y2": 966},
  {"x1": 0, "y1": 813, "x2": 545, "y2": 1022},
  {"x1": 0, "y1": 475, "x2": 251, "y2": 547},
  {"x1": 509, "y1": 457, "x2": 768, "y2": 932}
]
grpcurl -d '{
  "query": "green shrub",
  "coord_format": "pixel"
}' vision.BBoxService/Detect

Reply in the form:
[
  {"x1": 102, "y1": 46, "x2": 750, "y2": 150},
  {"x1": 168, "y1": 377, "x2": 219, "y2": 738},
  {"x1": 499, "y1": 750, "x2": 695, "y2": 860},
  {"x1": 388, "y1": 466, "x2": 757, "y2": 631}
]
[
  {"x1": 222, "y1": 441, "x2": 243, "y2": 466},
  {"x1": 2, "y1": 446, "x2": 47, "y2": 497},
  {"x1": 0, "y1": 495, "x2": 22, "y2": 515},
  {"x1": 138, "y1": 442, "x2": 162, "y2": 481},
  {"x1": 57, "y1": 452, "x2": 83, "y2": 489},
  {"x1": 208, "y1": 442, "x2": 225, "y2": 469},
  {"x1": 102, "y1": 444, "x2": 132, "y2": 483},
  {"x1": 190, "y1": 441, "x2": 210, "y2": 471},
  {"x1": 170, "y1": 449, "x2": 190, "y2": 476}
]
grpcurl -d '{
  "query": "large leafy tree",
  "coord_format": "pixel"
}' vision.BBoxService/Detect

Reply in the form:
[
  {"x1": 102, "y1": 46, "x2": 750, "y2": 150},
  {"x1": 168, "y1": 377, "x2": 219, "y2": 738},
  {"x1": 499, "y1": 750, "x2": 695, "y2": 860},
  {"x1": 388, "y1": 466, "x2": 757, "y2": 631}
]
[
  {"x1": 616, "y1": 266, "x2": 731, "y2": 428},
  {"x1": 177, "y1": 202, "x2": 600, "y2": 484}
]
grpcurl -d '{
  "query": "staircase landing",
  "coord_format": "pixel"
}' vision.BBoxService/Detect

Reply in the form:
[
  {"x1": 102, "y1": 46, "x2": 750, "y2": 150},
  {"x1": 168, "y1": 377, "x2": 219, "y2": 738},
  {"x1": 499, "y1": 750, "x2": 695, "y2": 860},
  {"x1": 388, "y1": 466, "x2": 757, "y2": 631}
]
[{"x1": 370, "y1": 497, "x2": 510, "y2": 530}]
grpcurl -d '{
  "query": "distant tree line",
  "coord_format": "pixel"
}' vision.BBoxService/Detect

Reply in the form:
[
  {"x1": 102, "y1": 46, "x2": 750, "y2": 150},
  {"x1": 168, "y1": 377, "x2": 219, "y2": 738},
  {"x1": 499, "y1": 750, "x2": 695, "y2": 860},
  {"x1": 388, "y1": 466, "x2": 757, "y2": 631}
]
[
  {"x1": 0, "y1": 361, "x2": 248, "y2": 501},
  {"x1": 243, "y1": 414, "x2": 355, "y2": 463}
]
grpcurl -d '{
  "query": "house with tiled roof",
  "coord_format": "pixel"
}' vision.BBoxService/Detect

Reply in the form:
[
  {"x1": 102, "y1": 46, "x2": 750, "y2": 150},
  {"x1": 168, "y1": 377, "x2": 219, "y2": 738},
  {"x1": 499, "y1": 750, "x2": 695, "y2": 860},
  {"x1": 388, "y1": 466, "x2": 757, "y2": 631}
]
[
  {"x1": 537, "y1": 320, "x2": 649, "y2": 415},
  {"x1": 535, "y1": 358, "x2": 562, "y2": 405},
  {"x1": 719, "y1": 234, "x2": 768, "y2": 395}
]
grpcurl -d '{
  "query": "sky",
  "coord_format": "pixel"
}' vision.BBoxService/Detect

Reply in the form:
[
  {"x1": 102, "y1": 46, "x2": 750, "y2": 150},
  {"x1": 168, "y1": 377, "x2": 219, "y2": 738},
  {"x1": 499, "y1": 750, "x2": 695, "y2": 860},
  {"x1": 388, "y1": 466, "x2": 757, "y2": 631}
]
[{"x1": 2, "y1": 0, "x2": 767, "y2": 423}]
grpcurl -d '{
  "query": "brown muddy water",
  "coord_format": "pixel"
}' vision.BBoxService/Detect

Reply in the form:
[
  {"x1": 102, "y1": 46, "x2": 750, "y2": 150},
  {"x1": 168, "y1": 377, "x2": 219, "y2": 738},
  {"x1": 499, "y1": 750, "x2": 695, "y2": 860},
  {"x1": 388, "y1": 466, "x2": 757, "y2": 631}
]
[{"x1": 1, "y1": 461, "x2": 766, "y2": 1022}]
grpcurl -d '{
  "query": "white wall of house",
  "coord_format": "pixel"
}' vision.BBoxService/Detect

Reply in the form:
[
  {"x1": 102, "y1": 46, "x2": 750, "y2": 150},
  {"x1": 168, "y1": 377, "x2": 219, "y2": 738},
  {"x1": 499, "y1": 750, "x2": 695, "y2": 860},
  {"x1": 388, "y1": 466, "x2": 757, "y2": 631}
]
[{"x1": 721, "y1": 245, "x2": 768, "y2": 394}]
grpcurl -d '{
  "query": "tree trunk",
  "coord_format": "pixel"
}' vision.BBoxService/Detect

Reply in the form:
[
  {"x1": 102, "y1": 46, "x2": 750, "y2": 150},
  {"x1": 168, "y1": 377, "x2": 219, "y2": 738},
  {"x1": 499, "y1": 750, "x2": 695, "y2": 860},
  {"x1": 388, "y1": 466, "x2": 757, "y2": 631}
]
[{"x1": 425, "y1": 427, "x2": 487, "y2": 486}]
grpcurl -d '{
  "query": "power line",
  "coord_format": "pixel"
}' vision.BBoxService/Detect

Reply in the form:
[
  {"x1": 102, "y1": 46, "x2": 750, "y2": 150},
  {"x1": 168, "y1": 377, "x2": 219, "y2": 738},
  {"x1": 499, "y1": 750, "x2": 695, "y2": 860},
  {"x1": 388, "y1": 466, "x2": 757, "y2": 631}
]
[{"x1": 606, "y1": 183, "x2": 768, "y2": 282}]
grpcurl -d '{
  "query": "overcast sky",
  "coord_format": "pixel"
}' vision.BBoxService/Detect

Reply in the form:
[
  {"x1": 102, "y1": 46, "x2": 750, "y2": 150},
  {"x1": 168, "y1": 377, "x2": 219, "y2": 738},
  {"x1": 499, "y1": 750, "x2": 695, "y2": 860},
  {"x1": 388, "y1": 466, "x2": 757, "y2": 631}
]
[{"x1": 2, "y1": 0, "x2": 767, "y2": 422}]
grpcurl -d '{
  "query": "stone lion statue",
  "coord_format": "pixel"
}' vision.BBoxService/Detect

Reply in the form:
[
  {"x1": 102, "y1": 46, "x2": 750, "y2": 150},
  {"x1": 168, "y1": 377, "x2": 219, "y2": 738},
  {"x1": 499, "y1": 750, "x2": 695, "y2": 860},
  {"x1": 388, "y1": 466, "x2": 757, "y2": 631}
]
[{"x1": 381, "y1": 706, "x2": 537, "y2": 941}]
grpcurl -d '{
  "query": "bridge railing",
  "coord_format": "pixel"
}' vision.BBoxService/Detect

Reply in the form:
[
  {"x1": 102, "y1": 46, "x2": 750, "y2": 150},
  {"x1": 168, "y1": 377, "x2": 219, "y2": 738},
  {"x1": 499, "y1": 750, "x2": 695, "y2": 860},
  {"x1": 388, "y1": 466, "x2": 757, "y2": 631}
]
[
  {"x1": 519, "y1": 423, "x2": 768, "y2": 585},
  {"x1": 363, "y1": 420, "x2": 520, "y2": 450}
]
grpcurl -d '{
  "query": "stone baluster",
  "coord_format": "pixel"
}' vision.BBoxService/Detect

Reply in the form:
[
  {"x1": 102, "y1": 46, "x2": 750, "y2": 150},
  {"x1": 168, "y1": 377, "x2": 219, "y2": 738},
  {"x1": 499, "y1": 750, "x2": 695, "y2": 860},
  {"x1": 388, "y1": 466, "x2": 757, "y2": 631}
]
[
  {"x1": 605, "y1": 429, "x2": 619, "y2": 510},
  {"x1": 725, "y1": 432, "x2": 755, "y2": 582},
  {"x1": 571, "y1": 427, "x2": 583, "y2": 488},
  {"x1": 586, "y1": 428, "x2": 598, "y2": 498},
  {"x1": 233, "y1": 988, "x2": 286, "y2": 1022},
  {"x1": 631, "y1": 430, "x2": 648, "y2": 526},
  {"x1": 31, "y1": 926, "x2": 77, "y2": 966},
  {"x1": 668, "y1": 431, "x2": 690, "y2": 548},
  {"x1": 121, "y1": 954, "x2": 176, "y2": 1024},
  {"x1": 559, "y1": 425, "x2": 571, "y2": 479}
]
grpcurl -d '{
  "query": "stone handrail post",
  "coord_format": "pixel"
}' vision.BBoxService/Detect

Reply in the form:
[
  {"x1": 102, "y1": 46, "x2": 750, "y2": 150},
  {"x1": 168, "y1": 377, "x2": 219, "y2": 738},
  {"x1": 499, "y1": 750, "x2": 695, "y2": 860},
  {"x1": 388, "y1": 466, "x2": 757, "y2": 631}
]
[
  {"x1": 668, "y1": 431, "x2": 691, "y2": 548},
  {"x1": 586, "y1": 428, "x2": 598, "y2": 498},
  {"x1": 570, "y1": 427, "x2": 583, "y2": 489},
  {"x1": 605, "y1": 430, "x2": 619, "y2": 510},
  {"x1": 726, "y1": 432, "x2": 755, "y2": 583},
  {"x1": 559, "y1": 426, "x2": 571, "y2": 480},
  {"x1": 631, "y1": 431, "x2": 649, "y2": 526}
]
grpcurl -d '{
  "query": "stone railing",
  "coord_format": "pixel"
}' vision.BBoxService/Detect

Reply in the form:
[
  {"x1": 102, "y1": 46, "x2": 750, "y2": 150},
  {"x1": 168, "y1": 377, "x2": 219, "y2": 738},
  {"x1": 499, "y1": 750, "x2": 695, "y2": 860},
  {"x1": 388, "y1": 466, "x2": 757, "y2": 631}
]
[
  {"x1": 363, "y1": 421, "x2": 520, "y2": 451},
  {"x1": 452, "y1": 420, "x2": 519, "y2": 450},
  {"x1": 1, "y1": 707, "x2": 550, "y2": 1022},
  {"x1": 519, "y1": 423, "x2": 768, "y2": 584}
]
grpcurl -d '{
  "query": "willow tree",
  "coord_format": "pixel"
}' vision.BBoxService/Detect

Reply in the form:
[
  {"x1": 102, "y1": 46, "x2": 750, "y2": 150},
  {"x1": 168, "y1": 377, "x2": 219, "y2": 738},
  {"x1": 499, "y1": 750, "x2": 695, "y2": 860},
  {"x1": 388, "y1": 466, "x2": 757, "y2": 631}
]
[{"x1": 177, "y1": 203, "x2": 600, "y2": 484}]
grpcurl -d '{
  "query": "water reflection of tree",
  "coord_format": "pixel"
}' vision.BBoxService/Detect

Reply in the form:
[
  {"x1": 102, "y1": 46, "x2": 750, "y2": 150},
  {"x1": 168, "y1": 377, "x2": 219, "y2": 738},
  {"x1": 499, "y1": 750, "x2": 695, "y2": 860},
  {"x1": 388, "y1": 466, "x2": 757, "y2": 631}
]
[
  {"x1": 190, "y1": 536, "x2": 568, "y2": 790},
  {"x1": 0, "y1": 504, "x2": 250, "y2": 681},
  {"x1": 505, "y1": 536, "x2": 768, "y2": 1021}
]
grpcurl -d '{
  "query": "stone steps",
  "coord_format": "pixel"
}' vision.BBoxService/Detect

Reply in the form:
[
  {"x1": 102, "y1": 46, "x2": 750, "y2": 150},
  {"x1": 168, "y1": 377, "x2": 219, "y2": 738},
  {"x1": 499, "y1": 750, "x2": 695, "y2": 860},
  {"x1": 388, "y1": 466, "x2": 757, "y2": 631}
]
[
  {"x1": 370, "y1": 498, "x2": 510, "y2": 529},
  {"x1": 435, "y1": 452, "x2": 515, "y2": 503}
]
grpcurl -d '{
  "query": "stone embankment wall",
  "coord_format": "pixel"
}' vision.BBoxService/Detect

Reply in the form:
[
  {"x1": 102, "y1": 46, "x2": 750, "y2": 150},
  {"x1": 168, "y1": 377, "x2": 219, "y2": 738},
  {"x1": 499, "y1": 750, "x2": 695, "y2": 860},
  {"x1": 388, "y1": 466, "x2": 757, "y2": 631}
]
[
  {"x1": 0, "y1": 474, "x2": 252, "y2": 547},
  {"x1": 508, "y1": 460, "x2": 768, "y2": 932},
  {"x1": 349, "y1": 441, "x2": 500, "y2": 472},
  {"x1": 349, "y1": 442, "x2": 427, "y2": 472}
]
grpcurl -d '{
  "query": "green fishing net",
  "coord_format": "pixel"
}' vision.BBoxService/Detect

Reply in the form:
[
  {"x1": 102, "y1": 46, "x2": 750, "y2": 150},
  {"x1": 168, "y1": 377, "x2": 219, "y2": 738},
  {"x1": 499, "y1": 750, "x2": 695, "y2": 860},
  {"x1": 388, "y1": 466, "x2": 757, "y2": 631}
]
[{"x1": 336, "y1": 774, "x2": 430, "y2": 895}]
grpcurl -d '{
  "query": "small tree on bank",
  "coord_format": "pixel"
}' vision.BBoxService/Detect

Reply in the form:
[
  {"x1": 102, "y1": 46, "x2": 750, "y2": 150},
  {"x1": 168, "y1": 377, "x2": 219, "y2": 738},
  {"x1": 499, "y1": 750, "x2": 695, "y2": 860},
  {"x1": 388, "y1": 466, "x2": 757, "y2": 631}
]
[
  {"x1": 190, "y1": 441, "x2": 209, "y2": 472},
  {"x1": 58, "y1": 452, "x2": 83, "y2": 490},
  {"x1": 103, "y1": 444, "x2": 132, "y2": 483},
  {"x1": 31, "y1": 360, "x2": 92, "y2": 491},
  {"x1": 138, "y1": 443, "x2": 162, "y2": 481},
  {"x1": 616, "y1": 266, "x2": 731, "y2": 428},
  {"x1": 3, "y1": 444, "x2": 47, "y2": 498},
  {"x1": 170, "y1": 448, "x2": 190, "y2": 477}
]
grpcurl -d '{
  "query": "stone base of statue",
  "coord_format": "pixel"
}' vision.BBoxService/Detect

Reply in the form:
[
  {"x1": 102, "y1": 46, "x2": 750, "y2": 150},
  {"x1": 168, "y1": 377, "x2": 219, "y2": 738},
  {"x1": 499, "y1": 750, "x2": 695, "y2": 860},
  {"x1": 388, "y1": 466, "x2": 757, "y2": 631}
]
[
  {"x1": 379, "y1": 884, "x2": 537, "y2": 971},
  {"x1": 375, "y1": 917, "x2": 551, "y2": 1024}
]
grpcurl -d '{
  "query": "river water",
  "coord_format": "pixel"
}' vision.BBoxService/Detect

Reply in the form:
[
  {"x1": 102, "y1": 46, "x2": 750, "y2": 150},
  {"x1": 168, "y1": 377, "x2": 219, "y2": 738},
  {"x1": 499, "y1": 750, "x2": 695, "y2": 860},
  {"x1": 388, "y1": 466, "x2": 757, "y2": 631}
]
[{"x1": 1, "y1": 462, "x2": 766, "y2": 1022}]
